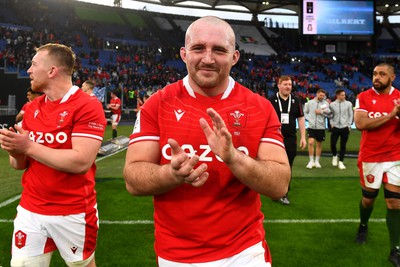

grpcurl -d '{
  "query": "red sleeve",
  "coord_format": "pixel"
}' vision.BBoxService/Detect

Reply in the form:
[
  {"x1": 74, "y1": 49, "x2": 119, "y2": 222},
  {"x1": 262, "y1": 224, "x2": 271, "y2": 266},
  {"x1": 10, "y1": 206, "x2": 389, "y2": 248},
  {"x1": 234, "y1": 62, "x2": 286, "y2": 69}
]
[{"x1": 72, "y1": 97, "x2": 107, "y2": 141}]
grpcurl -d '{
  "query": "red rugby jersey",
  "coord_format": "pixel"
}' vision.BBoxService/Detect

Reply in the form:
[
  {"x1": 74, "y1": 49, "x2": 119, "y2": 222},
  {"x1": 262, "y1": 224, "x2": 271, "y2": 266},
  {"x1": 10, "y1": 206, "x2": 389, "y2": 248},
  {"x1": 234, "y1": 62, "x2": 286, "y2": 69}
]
[
  {"x1": 20, "y1": 86, "x2": 106, "y2": 215},
  {"x1": 130, "y1": 77, "x2": 284, "y2": 263},
  {"x1": 109, "y1": 96, "x2": 121, "y2": 115},
  {"x1": 355, "y1": 87, "x2": 400, "y2": 162}
]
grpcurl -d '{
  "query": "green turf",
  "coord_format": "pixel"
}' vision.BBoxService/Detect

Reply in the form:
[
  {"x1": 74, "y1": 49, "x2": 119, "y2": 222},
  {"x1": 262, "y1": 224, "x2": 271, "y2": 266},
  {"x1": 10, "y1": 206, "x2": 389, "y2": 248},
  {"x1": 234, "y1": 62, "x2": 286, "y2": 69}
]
[{"x1": 0, "y1": 126, "x2": 395, "y2": 267}]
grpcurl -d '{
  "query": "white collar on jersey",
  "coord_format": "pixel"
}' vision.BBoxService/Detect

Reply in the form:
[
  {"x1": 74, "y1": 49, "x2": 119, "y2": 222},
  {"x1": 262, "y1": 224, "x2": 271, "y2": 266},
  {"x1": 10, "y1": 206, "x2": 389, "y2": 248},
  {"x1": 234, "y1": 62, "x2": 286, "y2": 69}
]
[
  {"x1": 45, "y1": 85, "x2": 80, "y2": 103},
  {"x1": 183, "y1": 75, "x2": 235, "y2": 100},
  {"x1": 372, "y1": 86, "x2": 395, "y2": 95}
]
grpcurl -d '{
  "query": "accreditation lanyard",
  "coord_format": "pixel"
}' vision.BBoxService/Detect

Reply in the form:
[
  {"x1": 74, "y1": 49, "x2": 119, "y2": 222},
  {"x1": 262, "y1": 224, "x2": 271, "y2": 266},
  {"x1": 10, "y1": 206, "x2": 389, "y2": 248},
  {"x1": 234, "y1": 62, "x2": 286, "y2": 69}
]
[{"x1": 277, "y1": 93, "x2": 291, "y2": 124}]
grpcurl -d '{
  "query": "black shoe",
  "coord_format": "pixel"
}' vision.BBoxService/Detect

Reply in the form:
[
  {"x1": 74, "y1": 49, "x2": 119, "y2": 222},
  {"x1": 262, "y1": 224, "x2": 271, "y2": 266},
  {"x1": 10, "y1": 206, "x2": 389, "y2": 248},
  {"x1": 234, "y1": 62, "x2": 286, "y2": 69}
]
[
  {"x1": 355, "y1": 224, "x2": 368, "y2": 244},
  {"x1": 389, "y1": 247, "x2": 400, "y2": 267}
]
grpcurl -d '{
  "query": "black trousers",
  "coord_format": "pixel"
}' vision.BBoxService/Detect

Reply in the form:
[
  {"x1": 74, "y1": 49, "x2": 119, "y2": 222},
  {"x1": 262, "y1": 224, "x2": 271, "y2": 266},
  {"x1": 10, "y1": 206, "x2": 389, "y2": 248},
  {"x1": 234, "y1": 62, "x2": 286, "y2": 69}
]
[
  {"x1": 284, "y1": 136, "x2": 297, "y2": 168},
  {"x1": 284, "y1": 136, "x2": 297, "y2": 193},
  {"x1": 330, "y1": 127, "x2": 350, "y2": 161}
]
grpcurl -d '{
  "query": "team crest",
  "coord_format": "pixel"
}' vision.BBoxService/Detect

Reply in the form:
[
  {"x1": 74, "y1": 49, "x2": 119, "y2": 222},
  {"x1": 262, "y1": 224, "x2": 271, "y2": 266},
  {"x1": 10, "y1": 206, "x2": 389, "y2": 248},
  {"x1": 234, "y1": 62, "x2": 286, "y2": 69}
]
[
  {"x1": 57, "y1": 111, "x2": 69, "y2": 125},
  {"x1": 228, "y1": 110, "x2": 247, "y2": 128},
  {"x1": 15, "y1": 230, "x2": 26, "y2": 249},
  {"x1": 366, "y1": 174, "x2": 375, "y2": 183}
]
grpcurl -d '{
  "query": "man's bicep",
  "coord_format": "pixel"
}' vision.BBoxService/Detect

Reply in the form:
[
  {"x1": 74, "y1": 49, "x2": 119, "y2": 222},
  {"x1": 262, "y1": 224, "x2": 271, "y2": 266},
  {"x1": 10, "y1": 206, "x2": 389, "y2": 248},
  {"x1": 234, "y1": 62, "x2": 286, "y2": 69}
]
[
  {"x1": 257, "y1": 142, "x2": 288, "y2": 164},
  {"x1": 354, "y1": 110, "x2": 368, "y2": 128},
  {"x1": 126, "y1": 141, "x2": 160, "y2": 164}
]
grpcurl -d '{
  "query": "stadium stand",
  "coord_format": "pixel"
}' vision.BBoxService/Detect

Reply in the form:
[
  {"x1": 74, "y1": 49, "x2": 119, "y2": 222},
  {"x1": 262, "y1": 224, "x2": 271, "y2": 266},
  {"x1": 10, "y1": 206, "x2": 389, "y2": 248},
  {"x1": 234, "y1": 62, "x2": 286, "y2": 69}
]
[{"x1": 0, "y1": 0, "x2": 399, "y2": 117}]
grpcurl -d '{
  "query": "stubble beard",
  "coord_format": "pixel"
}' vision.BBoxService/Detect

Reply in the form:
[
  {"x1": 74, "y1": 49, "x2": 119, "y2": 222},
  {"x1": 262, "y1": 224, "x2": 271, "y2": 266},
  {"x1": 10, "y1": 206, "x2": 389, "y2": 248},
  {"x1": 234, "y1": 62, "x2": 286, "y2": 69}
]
[
  {"x1": 191, "y1": 69, "x2": 222, "y2": 90},
  {"x1": 373, "y1": 80, "x2": 390, "y2": 92}
]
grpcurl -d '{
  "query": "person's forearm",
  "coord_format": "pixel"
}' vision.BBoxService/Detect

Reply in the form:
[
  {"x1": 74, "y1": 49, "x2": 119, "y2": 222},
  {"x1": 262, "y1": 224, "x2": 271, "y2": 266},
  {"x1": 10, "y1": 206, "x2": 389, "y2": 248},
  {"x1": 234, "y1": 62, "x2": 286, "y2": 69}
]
[
  {"x1": 225, "y1": 149, "x2": 290, "y2": 199},
  {"x1": 349, "y1": 107, "x2": 354, "y2": 126},
  {"x1": 9, "y1": 154, "x2": 27, "y2": 170},
  {"x1": 299, "y1": 117, "x2": 306, "y2": 139},
  {"x1": 124, "y1": 162, "x2": 180, "y2": 196},
  {"x1": 15, "y1": 113, "x2": 23, "y2": 123},
  {"x1": 25, "y1": 142, "x2": 98, "y2": 174},
  {"x1": 355, "y1": 114, "x2": 395, "y2": 130}
]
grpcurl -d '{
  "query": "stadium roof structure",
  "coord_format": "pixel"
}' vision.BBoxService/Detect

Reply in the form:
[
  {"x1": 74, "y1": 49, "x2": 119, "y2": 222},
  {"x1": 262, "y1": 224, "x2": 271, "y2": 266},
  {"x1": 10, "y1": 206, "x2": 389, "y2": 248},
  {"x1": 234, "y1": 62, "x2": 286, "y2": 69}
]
[{"x1": 132, "y1": 0, "x2": 400, "y2": 21}]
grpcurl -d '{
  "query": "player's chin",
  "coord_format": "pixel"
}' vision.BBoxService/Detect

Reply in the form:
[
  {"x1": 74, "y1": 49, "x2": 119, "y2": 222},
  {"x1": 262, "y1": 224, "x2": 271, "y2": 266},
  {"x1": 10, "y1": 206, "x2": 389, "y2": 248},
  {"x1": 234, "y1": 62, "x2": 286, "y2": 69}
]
[
  {"x1": 194, "y1": 76, "x2": 219, "y2": 89},
  {"x1": 197, "y1": 70, "x2": 219, "y2": 80},
  {"x1": 372, "y1": 83, "x2": 382, "y2": 89}
]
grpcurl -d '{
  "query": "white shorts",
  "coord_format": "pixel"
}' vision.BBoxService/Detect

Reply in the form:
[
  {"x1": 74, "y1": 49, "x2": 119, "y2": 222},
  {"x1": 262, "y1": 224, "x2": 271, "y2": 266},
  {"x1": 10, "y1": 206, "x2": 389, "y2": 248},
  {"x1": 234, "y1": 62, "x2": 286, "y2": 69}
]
[
  {"x1": 158, "y1": 241, "x2": 271, "y2": 267},
  {"x1": 11, "y1": 205, "x2": 99, "y2": 263},
  {"x1": 359, "y1": 161, "x2": 400, "y2": 189},
  {"x1": 111, "y1": 114, "x2": 121, "y2": 126}
]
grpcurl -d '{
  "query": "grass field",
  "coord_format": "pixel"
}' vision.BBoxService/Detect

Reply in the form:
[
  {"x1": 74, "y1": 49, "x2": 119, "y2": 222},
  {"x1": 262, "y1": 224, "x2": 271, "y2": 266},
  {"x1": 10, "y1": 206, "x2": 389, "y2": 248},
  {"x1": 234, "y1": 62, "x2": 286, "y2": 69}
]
[{"x1": 0, "y1": 126, "x2": 394, "y2": 266}]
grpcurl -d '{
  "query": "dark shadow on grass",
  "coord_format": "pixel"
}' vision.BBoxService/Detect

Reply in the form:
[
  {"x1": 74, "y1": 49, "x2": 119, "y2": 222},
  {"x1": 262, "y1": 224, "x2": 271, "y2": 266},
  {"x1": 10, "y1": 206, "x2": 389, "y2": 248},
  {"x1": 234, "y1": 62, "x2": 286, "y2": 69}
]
[{"x1": 295, "y1": 176, "x2": 358, "y2": 180}]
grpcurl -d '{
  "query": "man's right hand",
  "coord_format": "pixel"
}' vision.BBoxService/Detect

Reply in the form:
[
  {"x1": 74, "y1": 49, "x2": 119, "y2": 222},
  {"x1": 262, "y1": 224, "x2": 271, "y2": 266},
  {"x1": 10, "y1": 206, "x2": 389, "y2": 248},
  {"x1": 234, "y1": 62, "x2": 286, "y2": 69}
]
[{"x1": 168, "y1": 138, "x2": 209, "y2": 187}]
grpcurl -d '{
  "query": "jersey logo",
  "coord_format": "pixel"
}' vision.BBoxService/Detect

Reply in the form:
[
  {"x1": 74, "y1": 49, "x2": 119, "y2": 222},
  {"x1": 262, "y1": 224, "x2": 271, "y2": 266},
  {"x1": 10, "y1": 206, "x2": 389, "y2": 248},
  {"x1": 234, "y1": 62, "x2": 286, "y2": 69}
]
[
  {"x1": 174, "y1": 109, "x2": 185, "y2": 121},
  {"x1": 15, "y1": 230, "x2": 27, "y2": 249},
  {"x1": 70, "y1": 246, "x2": 78, "y2": 254},
  {"x1": 161, "y1": 143, "x2": 249, "y2": 162},
  {"x1": 372, "y1": 99, "x2": 376, "y2": 104},
  {"x1": 34, "y1": 109, "x2": 39, "y2": 119},
  {"x1": 29, "y1": 131, "x2": 68, "y2": 144},
  {"x1": 368, "y1": 111, "x2": 388, "y2": 118},
  {"x1": 228, "y1": 110, "x2": 247, "y2": 128}
]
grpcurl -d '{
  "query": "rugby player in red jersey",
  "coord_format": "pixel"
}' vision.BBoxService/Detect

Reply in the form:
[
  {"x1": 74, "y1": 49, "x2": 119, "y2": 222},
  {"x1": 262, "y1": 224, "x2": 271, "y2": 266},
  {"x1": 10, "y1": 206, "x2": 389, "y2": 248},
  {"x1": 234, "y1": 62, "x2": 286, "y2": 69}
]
[
  {"x1": 123, "y1": 16, "x2": 290, "y2": 267},
  {"x1": 106, "y1": 90, "x2": 121, "y2": 139},
  {"x1": 0, "y1": 43, "x2": 106, "y2": 267},
  {"x1": 354, "y1": 63, "x2": 400, "y2": 267}
]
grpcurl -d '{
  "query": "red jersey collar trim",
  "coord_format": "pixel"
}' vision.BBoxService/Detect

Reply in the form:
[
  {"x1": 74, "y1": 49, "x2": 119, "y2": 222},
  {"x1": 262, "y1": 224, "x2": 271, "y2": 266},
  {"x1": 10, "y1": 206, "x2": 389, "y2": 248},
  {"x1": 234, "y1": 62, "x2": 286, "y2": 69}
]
[{"x1": 182, "y1": 76, "x2": 235, "y2": 99}]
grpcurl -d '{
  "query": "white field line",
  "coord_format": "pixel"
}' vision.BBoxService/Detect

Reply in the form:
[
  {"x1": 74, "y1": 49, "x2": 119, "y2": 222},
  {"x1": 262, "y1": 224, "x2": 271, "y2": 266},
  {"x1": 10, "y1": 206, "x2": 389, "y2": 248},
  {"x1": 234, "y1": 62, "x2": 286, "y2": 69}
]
[
  {"x1": 94, "y1": 146, "x2": 128, "y2": 162},
  {"x1": 0, "y1": 147, "x2": 127, "y2": 209},
  {"x1": 100, "y1": 218, "x2": 386, "y2": 224},
  {"x1": 0, "y1": 194, "x2": 21, "y2": 208},
  {"x1": 0, "y1": 218, "x2": 386, "y2": 225}
]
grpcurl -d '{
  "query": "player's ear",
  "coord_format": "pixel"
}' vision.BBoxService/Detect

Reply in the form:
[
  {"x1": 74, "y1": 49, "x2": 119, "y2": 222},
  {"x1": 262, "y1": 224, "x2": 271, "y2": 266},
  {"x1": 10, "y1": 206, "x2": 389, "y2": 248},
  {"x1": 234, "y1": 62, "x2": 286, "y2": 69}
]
[
  {"x1": 48, "y1": 66, "x2": 57, "y2": 77},
  {"x1": 232, "y1": 50, "x2": 240, "y2": 66},
  {"x1": 180, "y1": 47, "x2": 187, "y2": 63}
]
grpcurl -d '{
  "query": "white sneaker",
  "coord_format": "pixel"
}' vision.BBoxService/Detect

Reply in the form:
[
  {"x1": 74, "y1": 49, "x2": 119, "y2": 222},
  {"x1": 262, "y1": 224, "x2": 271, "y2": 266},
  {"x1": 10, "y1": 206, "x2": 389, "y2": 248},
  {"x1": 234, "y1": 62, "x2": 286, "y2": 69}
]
[
  {"x1": 315, "y1": 161, "x2": 322, "y2": 168},
  {"x1": 306, "y1": 161, "x2": 315, "y2": 169},
  {"x1": 338, "y1": 161, "x2": 346, "y2": 170},
  {"x1": 332, "y1": 156, "x2": 338, "y2": 166}
]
